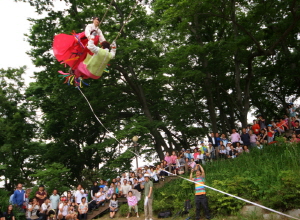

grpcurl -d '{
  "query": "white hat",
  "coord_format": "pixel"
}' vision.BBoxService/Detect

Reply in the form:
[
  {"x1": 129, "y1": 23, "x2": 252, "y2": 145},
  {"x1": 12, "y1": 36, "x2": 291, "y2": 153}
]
[
  {"x1": 144, "y1": 173, "x2": 150, "y2": 177},
  {"x1": 117, "y1": 176, "x2": 120, "y2": 178}
]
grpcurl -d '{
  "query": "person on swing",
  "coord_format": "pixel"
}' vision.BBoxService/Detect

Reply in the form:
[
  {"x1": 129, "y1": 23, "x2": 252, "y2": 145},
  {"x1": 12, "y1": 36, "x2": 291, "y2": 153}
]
[{"x1": 74, "y1": 38, "x2": 116, "y2": 80}]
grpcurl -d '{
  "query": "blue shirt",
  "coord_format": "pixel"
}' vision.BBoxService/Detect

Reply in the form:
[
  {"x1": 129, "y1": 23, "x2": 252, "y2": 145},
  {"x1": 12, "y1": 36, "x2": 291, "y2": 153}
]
[{"x1": 12, "y1": 190, "x2": 25, "y2": 206}]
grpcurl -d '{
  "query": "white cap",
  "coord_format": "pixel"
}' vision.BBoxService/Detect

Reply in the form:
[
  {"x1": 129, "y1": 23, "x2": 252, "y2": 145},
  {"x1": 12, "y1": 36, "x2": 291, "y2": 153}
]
[{"x1": 144, "y1": 173, "x2": 150, "y2": 177}]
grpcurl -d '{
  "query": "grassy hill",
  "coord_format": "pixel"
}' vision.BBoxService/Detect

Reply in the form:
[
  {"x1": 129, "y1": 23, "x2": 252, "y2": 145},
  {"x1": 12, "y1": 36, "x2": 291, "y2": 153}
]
[{"x1": 146, "y1": 141, "x2": 300, "y2": 218}]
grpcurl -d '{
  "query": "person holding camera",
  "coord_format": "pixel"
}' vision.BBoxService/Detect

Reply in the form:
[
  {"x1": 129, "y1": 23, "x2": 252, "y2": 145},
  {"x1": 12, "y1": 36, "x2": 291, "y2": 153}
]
[{"x1": 190, "y1": 165, "x2": 211, "y2": 220}]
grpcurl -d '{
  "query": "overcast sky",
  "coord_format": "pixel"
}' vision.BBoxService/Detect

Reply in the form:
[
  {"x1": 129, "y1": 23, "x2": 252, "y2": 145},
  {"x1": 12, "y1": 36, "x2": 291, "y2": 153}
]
[{"x1": 0, "y1": 0, "x2": 67, "y2": 85}]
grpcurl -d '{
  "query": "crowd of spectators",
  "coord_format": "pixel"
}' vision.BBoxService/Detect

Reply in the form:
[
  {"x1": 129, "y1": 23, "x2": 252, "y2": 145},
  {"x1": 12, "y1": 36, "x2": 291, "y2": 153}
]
[{"x1": 4, "y1": 105, "x2": 299, "y2": 220}]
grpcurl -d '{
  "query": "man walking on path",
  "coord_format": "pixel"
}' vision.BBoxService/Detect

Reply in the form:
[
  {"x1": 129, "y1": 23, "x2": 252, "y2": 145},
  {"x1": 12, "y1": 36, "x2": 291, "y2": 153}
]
[
  {"x1": 141, "y1": 173, "x2": 153, "y2": 220},
  {"x1": 190, "y1": 165, "x2": 211, "y2": 220}
]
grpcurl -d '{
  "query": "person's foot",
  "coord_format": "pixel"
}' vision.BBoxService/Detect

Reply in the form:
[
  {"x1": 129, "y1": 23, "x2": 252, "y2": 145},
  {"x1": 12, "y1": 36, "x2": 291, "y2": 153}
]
[{"x1": 137, "y1": 214, "x2": 140, "y2": 218}]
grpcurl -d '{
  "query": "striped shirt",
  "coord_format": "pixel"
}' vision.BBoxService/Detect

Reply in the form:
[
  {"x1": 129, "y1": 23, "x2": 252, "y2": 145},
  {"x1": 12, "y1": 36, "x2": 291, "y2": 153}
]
[{"x1": 194, "y1": 177, "x2": 206, "y2": 195}]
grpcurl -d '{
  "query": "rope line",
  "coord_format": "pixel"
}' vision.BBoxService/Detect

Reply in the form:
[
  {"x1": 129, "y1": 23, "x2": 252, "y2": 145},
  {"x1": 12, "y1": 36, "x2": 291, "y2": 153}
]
[
  {"x1": 163, "y1": 170, "x2": 300, "y2": 220},
  {"x1": 113, "y1": 1, "x2": 140, "y2": 42},
  {"x1": 77, "y1": 87, "x2": 140, "y2": 158},
  {"x1": 99, "y1": 0, "x2": 114, "y2": 28}
]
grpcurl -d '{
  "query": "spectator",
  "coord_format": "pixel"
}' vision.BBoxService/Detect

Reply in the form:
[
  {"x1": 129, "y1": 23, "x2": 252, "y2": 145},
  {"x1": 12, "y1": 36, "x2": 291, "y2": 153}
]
[
  {"x1": 3, "y1": 205, "x2": 15, "y2": 220},
  {"x1": 164, "y1": 152, "x2": 172, "y2": 167},
  {"x1": 258, "y1": 115, "x2": 266, "y2": 130},
  {"x1": 241, "y1": 128, "x2": 250, "y2": 147},
  {"x1": 267, "y1": 125, "x2": 275, "y2": 143},
  {"x1": 252, "y1": 120, "x2": 261, "y2": 135},
  {"x1": 133, "y1": 178, "x2": 143, "y2": 192},
  {"x1": 116, "y1": 182, "x2": 123, "y2": 197},
  {"x1": 243, "y1": 145, "x2": 250, "y2": 153},
  {"x1": 75, "y1": 184, "x2": 84, "y2": 205},
  {"x1": 236, "y1": 143, "x2": 243, "y2": 155},
  {"x1": 78, "y1": 197, "x2": 88, "y2": 220},
  {"x1": 230, "y1": 129, "x2": 240, "y2": 148},
  {"x1": 249, "y1": 130, "x2": 257, "y2": 148},
  {"x1": 109, "y1": 194, "x2": 118, "y2": 219},
  {"x1": 66, "y1": 191, "x2": 74, "y2": 203},
  {"x1": 193, "y1": 148, "x2": 199, "y2": 164},
  {"x1": 150, "y1": 167, "x2": 159, "y2": 183},
  {"x1": 293, "y1": 120, "x2": 300, "y2": 137},
  {"x1": 12, "y1": 183, "x2": 25, "y2": 209},
  {"x1": 219, "y1": 145, "x2": 227, "y2": 159},
  {"x1": 67, "y1": 204, "x2": 77, "y2": 220},
  {"x1": 40, "y1": 198, "x2": 52, "y2": 220},
  {"x1": 289, "y1": 103, "x2": 296, "y2": 118},
  {"x1": 126, "y1": 191, "x2": 139, "y2": 218},
  {"x1": 28, "y1": 198, "x2": 40, "y2": 220},
  {"x1": 199, "y1": 142, "x2": 207, "y2": 155},
  {"x1": 58, "y1": 197, "x2": 69, "y2": 220},
  {"x1": 189, "y1": 158, "x2": 197, "y2": 169},
  {"x1": 206, "y1": 143, "x2": 215, "y2": 161},
  {"x1": 106, "y1": 183, "x2": 115, "y2": 200},
  {"x1": 290, "y1": 134, "x2": 300, "y2": 143},
  {"x1": 258, "y1": 129, "x2": 268, "y2": 144},
  {"x1": 89, "y1": 188, "x2": 105, "y2": 211},
  {"x1": 35, "y1": 185, "x2": 47, "y2": 206},
  {"x1": 208, "y1": 132, "x2": 216, "y2": 147},
  {"x1": 197, "y1": 151, "x2": 206, "y2": 165},
  {"x1": 91, "y1": 181, "x2": 99, "y2": 197},
  {"x1": 99, "y1": 179, "x2": 106, "y2": 188},
  {"x1": 26, "y1": 198, "x2": 33, "y2": 220},
  {"x1": 122, "y1": 180, "x2": 132, "y2": 197},
  {"x1": 141, "y1": 174, "x2": 153, "y2": 220},
  {"x1": 170, "y1": 151, "x2": 178, "y2": 172},
  {"x1": 227, "y1": 145, "x2": 238, "y2": 159},
  {"x1": 189, "y1": 165, "x2": 211, "y2": 220},
  {"x1": 256, "y1": 141, "x2": 263, "y2": 149},
  {"x1": 184, "y1": 149, "x2": 193, "y2": 161},
  {"x1": 120, "y1": 174, "x2": 128, "y2": 186},
  {"x1": 220, "y1": 134, "x2": 228, "y2": 146},
  {"x1": 49, "y1": 189, "x2": 60, "y2": 215},
  {"x1": 215, "y1": 133, "x2": 221, "y2": 147},
  {"x1": 25, "y1": 189, "x2": 32, "y2": 210},
  {"x1": 276, "y1": 118, "x2": 288, "y2": 134}
]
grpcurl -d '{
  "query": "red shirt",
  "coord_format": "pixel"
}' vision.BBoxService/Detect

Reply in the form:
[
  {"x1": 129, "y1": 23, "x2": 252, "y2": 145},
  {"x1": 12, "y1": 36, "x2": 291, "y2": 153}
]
[
  {"x1": 36, "y1": 191, "x2": 47, "y2": 206},
  {"x1": 252, "y1": 124, "x2": 260, "y2": 134}
]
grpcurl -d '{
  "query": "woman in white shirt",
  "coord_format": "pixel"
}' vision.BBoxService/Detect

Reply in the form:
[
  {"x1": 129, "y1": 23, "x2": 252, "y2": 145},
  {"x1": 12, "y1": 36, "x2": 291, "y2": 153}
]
[
  {"x1": 150, "y1": 167, "x2": 159, "y2": 183},
  {"x1": 78, "y1": 197, "x2": 88, "y2": 220},
  {"x1": 58, "y1": 198, "x2": 69, "y2": 220}
]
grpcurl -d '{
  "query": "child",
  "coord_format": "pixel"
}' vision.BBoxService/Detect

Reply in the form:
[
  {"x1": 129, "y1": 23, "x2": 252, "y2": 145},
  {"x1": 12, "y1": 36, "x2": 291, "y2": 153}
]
[
  {"x1": 267, "y1": 125, "x2": 275, "y2": 143},
  {"x1": 109, "y1": 194, "x2": 118, "y2": 219},
  {"x1": 219, "y1": 145, "x2": 227, "y2": 159},
  {"x1": 126, "y1": 191, "x2": 139, "y2": 218},
  {"x1": 243, "y1": 145, "x2": 250, "y2": 153},
  {"x1": 78, "y1": 197, "x2": 88, "y2": 220}
]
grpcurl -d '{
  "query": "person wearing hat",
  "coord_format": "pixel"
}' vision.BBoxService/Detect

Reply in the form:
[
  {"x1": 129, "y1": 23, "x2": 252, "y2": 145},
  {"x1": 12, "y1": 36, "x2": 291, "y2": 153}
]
[
  {"x1": 141, "y1": 174, "x2": 153, "y2": 220},
  {"x1": 190, "y1": 165, "x2": 211, "y2": 220},
  {"x1": 35, "y1": 185, "x2": 47, "y2": 206}
]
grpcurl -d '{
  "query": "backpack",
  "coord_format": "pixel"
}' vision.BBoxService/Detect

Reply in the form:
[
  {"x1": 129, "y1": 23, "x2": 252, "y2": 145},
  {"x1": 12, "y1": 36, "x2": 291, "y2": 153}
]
[{"x1": 158, "y1": 210, "x2": 172, "y2": 218}]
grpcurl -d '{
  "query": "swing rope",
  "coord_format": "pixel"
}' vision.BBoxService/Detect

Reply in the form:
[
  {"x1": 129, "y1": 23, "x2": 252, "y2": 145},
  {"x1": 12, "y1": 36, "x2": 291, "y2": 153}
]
[
  {"x1": 99, "y1": 0, "x2": 114, "y2": 28},
  {"x1": 77, "y1": 86, "x2": 140, "y2": 158},
  {"x1": 113, "y1": 0, "x2": 140, "y2": 42}
]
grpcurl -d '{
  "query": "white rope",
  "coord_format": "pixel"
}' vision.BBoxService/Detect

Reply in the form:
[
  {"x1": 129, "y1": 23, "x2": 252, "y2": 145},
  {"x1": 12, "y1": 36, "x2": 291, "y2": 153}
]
[
  {"x1": 163, "y1": 170, "x2": 300, "y2": 220},
  {"x1": 77, "y1": 87, "x2": 140, "y2": 158}
]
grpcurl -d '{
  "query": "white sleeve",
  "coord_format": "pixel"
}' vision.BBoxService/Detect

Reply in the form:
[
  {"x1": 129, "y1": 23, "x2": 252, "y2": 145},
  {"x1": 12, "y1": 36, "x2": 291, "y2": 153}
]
[
  {"x1": 85, "y1": 24, "x2": 92, "y2": 38},
  {"x1": 87, "y1": 39, "x2": 100, "y2": 54},
  {"x1": 110, "y1": 43, "x2": 117, "y2": 59},
  {"x1": 97, "y1": 29, "x2": 106, "y2": 42}
]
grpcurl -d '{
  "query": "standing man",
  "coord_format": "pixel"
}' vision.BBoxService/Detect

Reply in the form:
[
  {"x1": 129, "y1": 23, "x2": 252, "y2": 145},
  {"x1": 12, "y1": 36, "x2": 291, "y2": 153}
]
[
  {"x1": 36, "y1": 185, "x2": 47, "y2": 206},
  {"x1": 141, "y1": 173, "x2": 153, "y2": 220},
  {"x1": 190, "y1": 165, "x2": 211, "y2": 220},
  {"x1": 49, "y1": 189, "x2": 60, "y2": 214},
  {"x1": 230, "y1": 129, "x2": 240, "y2": 148},
  {"x1": 75, "y1": 184, "x2": 84, "y2": 205},
  {"x1": 12, "y1": 183, "x2": 25, "y2": 209},
  {"x1": 208, "y1": 133, "x2": 217, "y2": 148}
]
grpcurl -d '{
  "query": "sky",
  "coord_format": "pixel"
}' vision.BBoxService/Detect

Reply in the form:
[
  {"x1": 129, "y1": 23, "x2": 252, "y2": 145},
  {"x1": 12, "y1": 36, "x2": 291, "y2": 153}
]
[{"x1": 0, "y1": 0, "x2": 67, "y2": 85}]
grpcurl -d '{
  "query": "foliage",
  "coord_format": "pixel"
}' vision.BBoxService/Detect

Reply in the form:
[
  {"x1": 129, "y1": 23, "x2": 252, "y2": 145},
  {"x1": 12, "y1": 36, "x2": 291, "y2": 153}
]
[{"x1": 30, "y1": 163, "x2": 71, "y2": 194}]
